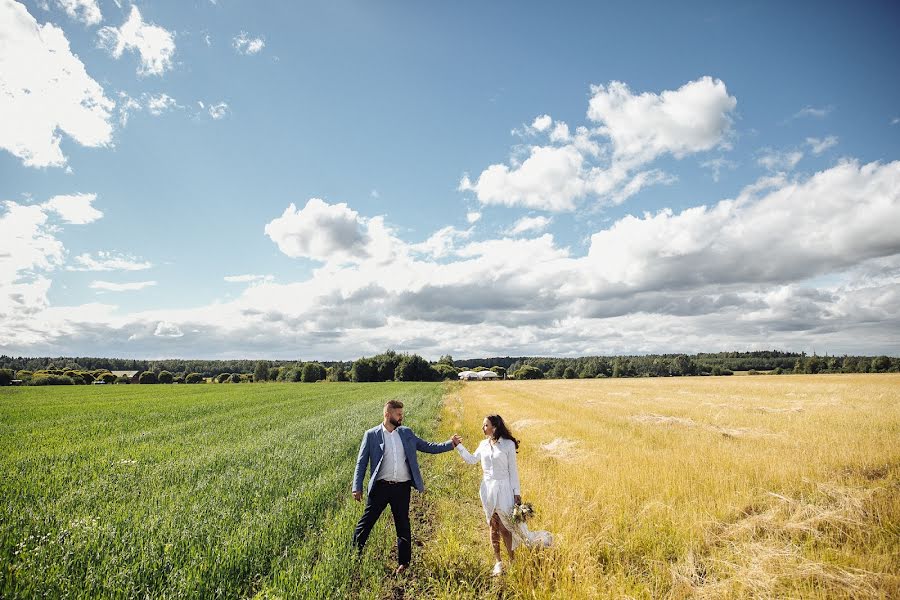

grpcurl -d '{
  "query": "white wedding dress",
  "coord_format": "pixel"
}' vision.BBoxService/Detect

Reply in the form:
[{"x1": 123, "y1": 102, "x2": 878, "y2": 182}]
[{"x1": 456, "y1": 438, "x2": 553, "y2": 549}]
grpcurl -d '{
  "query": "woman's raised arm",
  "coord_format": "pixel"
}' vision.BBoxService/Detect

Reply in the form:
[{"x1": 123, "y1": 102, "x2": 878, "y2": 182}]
[{"x1": 456, "y1": 443, "x2": 480, "y2": 465}]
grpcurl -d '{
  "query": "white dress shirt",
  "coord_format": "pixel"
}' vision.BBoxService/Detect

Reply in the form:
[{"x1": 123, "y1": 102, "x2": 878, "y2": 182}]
[{"x1": 377, "y1": 424, "x2": 412, "y2": 482}]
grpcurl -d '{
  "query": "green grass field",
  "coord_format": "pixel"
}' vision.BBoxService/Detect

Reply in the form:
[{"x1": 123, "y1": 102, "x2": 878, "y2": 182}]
[{"x1": 0, "y1": 382, "x2": 447, "y2": 599}]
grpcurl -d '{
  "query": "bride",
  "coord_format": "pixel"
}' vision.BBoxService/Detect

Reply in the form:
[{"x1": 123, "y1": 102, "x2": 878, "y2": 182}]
[{"x1": 455, "y1": 414, "x2": 552, "y2": 576}]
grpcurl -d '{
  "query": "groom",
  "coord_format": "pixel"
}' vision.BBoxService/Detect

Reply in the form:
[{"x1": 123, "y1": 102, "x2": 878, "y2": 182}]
[{"x1": 351, "y1": 399, "x2": 461, "y2": 574}]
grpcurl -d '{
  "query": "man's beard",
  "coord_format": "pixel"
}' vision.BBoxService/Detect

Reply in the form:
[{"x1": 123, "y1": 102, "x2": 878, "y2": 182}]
[{"x1": 389, "y1": 417, "x2": 402, "y2": 428}]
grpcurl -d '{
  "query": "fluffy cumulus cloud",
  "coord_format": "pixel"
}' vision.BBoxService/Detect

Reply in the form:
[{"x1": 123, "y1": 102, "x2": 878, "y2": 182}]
[
  {"x1": 0, "y1": 0, "x2": 114, "y2": 168},
  {"x1": 460, "y1": 145, "x2": 587, "y2": 211},
  {"x1": 587, "y1": 77, "x2": 736, "y2": 162},
  {"x1": 263, "y1": 198, "x2": 404, "y2": 265},
  {"x1": 461, "y1": 77, "x2": 737, "y2": 212},
  {"x1": 42, "y1": 193, "x2": 103, "y2": 224},
  {"x1": 98, "y1": 6, "x2": 175, "y2": 76}
]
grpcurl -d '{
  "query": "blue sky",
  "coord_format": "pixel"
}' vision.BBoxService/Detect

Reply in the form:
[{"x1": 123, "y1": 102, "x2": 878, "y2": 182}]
[{"x1": 2, "y1": 0, "x2": 899, "y2": 360}]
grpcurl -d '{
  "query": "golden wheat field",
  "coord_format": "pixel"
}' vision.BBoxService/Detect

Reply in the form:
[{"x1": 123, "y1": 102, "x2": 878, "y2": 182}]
[{"x1": 414, "y1": 374, "x2": 900, "y2": 599}]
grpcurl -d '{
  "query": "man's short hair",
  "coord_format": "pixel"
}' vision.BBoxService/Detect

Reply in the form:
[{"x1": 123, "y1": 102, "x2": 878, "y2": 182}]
[{"x1": 384, "y1": 400, "x2": 404, "y2": 411}]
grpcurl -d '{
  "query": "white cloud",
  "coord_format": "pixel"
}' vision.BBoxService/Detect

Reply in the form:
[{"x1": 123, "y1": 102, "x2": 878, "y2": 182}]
[
  {"x1": 506, "y1": 215, "x2": 552, "y2": 235},
  {"x1": 0, "y1": 0, "x2": 114, "y2": 168},
  {"x1": 90, "y1": 280, "x2": 157, "y2": 291},
  {"x1": 549, "y1": 121, "x2": 570, "y2": 143},
  {"x1": 460, "y1": 145, "x2": 587, "y2": 211},
  {"x1": 68, "y1": 251, "x2": 152, "y2": 271},
  {"x1": 53, "y1": 0, "x2": 101, "y2": 25},
  {"x1": 232, "y1": 31, "x2": 265, "y2": 55},
  {"x1": 531, "y1": 114, "x2": 552, "y2": 132},
  {"x1": 806, "y1": 136, "x2": 838, "y2": 155},
  {"x1": 98, "y1": 6, "x2": 175, "y2": 76},
  {"x1": 208, "y1": 102, "x2": 229, "y2": 120},
  {"x1": 892, "y1": 117, "x2": 900, "y2": 126},
  {"x1": 0, "y1": 194, "x2": 103, "y2": 322},
  {"x1": 154, "y1": 321, "x2": 183, "y2": 337},
  {"x1": 587, "y1": 77, "x2": 736, "y2": 162},
  {"x1": 264, "y1": 198, "x2": 382, "y2": 264},
  {"x1": 794, "y1": 105, "x2": 832, "y2": 119},
  {"x1": 757, "y1": 148, "x2": 803, "y2": 172},
  {"x1": 146, "y1": 93, "x2": 178, "y2": 115},
  {"x1": 41, "y1": 193, "x2": 103, "y2": 224},
  {"x1": 466, "y1": 211, "x2": 481, "y2": 224},
  {"x1": 581, "y1": 160, "x2": 900, "y2": 291},
  {"x1": 462, "y1": 77, "x2": 737, "y2": 212},
  {"x1": 0, "y1": 200, "x2": 65, "y2": 284}
]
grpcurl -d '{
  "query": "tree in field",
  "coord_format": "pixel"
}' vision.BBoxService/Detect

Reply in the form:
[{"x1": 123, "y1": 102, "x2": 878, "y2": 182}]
[
  {"x1": 229, "y1": 373, "x2": 242, "y2": 383},
  {"x1": 185, "y1": 373, "x2": 204, "y2": 384},
  {"x1": 254, "y1": 361, "x2": 270, "y2": 382},
  {"x1": 612, "y1": 358, "x2": 623, "y2": 378},
  {"x1": 514, "y1": 365, "x2": 544, "y2": 379},
  {"x1": 158, "y1": 371, "x2": 174, "y2": 384},
  {"x1": 139, "y1": 371, "x2": 158, "y2": 384},
  {"x1": 395, "y1": 354, "x2": 439, "y2": 382},
  {"x1": 562, "y1": 366, "x2": 576, "y2": 379},
  {"x1": 434, "y1": 364, "x2": 458, "y2": 380},
  {"x1": 671, "y1": 354, "x2": 695, "y2": 376},
  {"x1": 437, "y1": 355, "x2": 454, "y2": 366},
  {"x1": 375, "y1": 350, "x2": 401, "y2": 381},
  {"x1": 268, "y1": 366, "x2": 281, "y2": 381},
  {"x1": 490, "y1": 366, "x2": 506, "y2": 379},
  {"x1": 871, "y1": 355, "x2": 892, "y2": 372},
  {"x1": 301, "y1": 362, "x2": 326, "y2": 383},
  {"x1": 216, "y1": 373, "x2": 231, "y2": 383},
  {"x1": 326, "y1": 364, "x2": 349, "y2": 382},
  {"x1": 0, "y1": 369, "x2": 13, "y2": 386},
  {"x1": 99, "y1": 373, "x2": 116, "y2": 384},
  {"x1": 351, "y1": 357, "x2": 378, "y2": 382}
]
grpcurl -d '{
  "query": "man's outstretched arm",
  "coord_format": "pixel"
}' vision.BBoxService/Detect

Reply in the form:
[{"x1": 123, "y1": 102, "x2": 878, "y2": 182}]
[{"x1": 413, "y1": 432, "x2": 461, "y2": 454}]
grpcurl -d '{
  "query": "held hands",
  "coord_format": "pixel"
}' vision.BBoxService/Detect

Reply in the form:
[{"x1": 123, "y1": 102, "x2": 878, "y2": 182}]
[
  {"x1": 451, "y1": 434, "x2": 462, "y2": 447},
  {"x1": 515, "y1": 494, "x2": 522, "y2": 505},
  {"x1": 352, "y1": 490, "x2": 362, "y2": 502}
]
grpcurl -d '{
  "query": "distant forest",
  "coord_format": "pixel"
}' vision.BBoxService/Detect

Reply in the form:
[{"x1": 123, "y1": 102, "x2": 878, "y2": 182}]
[{"x1": 1, "y1": 350, "x2": 897, "y2": 386}]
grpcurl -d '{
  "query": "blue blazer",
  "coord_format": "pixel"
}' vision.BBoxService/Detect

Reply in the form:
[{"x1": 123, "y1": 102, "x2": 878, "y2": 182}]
[{"x1": 352, "y1": 424, "x2": 454, "y2": 494}]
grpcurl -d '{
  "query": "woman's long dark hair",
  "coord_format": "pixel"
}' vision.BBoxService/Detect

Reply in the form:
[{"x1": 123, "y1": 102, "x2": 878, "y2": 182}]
[{"x1": 487, "y1": 414, "x2": 520, "y2": 450}]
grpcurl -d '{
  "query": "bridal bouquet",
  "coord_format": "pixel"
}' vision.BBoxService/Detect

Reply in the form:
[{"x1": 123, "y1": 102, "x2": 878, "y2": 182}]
[{"x1": 511, "y1": 501, "x2": 535, "y2": 524}]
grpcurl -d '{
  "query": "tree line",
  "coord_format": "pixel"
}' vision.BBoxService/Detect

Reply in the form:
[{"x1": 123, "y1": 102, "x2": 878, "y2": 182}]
[{"x1": 0, "y1": 350, "x2": 897, "y2": 386}]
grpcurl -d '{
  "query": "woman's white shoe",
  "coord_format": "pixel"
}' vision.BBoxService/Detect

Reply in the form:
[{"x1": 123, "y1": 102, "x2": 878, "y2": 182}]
[{"x1": 491, "y1": 561, "x2": 503, "y2": 576}]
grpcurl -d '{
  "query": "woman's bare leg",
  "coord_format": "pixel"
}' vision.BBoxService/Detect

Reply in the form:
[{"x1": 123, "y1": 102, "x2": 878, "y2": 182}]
[
  {"x1": 498, "y1": 519, "x2": 514, "y2": 561},
  {"x1": 489, "y1": 513, "x2": 503, "y2": 563}
]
